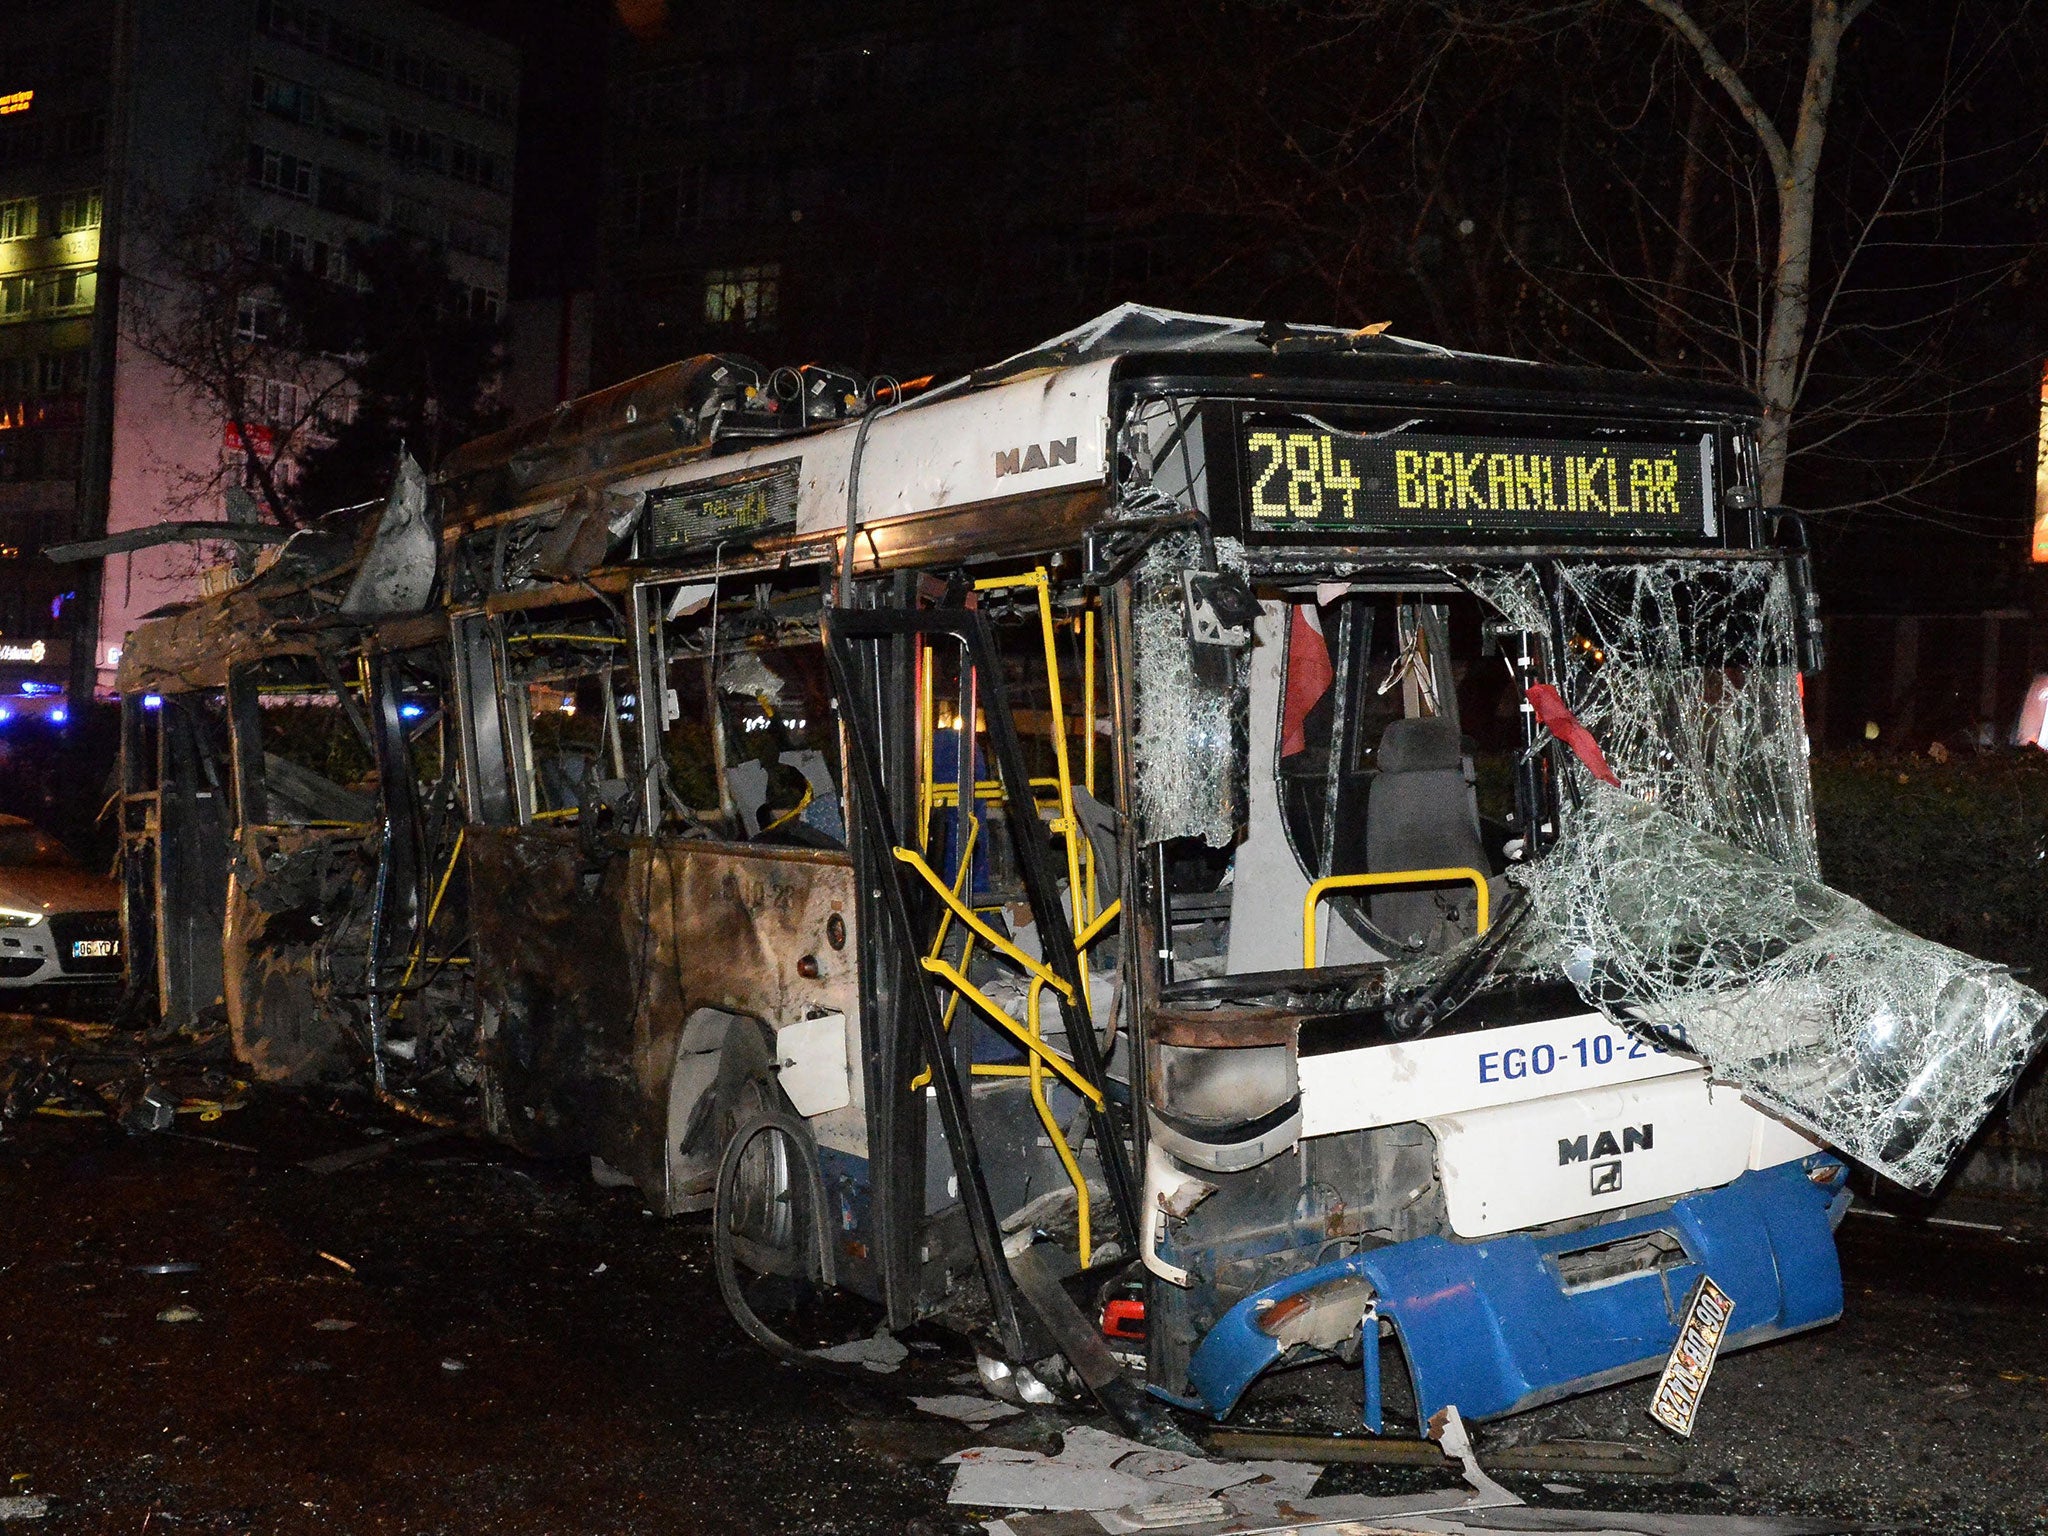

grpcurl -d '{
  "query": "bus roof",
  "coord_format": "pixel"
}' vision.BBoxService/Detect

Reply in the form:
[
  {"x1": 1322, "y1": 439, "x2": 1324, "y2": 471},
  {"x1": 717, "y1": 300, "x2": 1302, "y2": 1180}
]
[{"x1": 438, "y1": 305, "x2": 1759, "y2": 534}]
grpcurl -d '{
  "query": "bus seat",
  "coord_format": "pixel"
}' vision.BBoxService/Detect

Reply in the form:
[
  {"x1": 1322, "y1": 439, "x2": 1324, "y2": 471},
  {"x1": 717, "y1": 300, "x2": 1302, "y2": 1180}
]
[{"x1": 1365, "y1": 716, "x2": 1487, "y2": 951}]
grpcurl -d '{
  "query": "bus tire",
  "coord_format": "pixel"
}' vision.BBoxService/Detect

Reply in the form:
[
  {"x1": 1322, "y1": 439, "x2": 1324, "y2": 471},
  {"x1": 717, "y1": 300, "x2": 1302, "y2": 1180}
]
[{"x1": 710, "y1": 1105, "x2": 853, "y2": 1370}]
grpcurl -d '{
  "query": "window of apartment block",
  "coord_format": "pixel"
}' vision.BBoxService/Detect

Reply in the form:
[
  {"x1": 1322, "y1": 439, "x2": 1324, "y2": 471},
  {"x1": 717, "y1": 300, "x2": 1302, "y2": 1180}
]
[
  {"x1": 451, "y1": 69, "x2": 510, "y2": 119},
  {"x1": 235, "y1": 299, "x2": 283, "y2": 342},
  {"x1": 259, "y1": 224, "x2": 308, "y2": 269},
  {"x1": 257, "y1": 377, "x2": 303, "y2": 427},
  {"x1": 316, "y1": 165, "x2": 381, "y2": 221},
  {"x1": 255, "y1": 0, "x2": 321, "y2": 48},
  {"x1": 446, "y1": 216, "x2": 506, "y2": 262},
  {"x1": 55, "y1": 113, "x2": 105, "y2": 162},
  {"x1": 320, "y1": 94, "x2": 382, "y2": 148},
  {"x1": 464, "y1": 286, "x2": 501, "y2": 322},
  {"x1": 0, "y1": 276, "x2": 29, "y2": 320},
  {"x1": 39, "y1": 430, "x2": 81, "y2": 478},
  {"x1": 37, "y1": 349, "x2": 86, "y2": 396},
  {"x1": 325, "y1": 18, "x2": 387, "y2": 76},
  {"x1": 448, "y1": 139, "x2": 499, "y2": 191},
  {"x1": 702, "y1": 265, "x2": 780, "y2": 331},
  {"x1": 249, "y1": 144, "x2": 316, "y2": 201},
  {"x1": 395, "y1": 49, "x2": 448, "y2": 98},
  {"x1": 0, "y1": 198, "x2": 35, "y2": 241},
  {"x1": 0, "y1": 119, "x2": 37, "y2": 173},
  {"x1": 251, "y1": 69, "x2": 311, "y2": 125},
  {"x1": 55, "y1": 189, "x2": 101, "y2": 235},
  {"x1": 42, "y1": 270, "x2": 93, "y2": 314},
  {"x1": 388, "y1": 120, "x2": 446, "y2": 173},
  {"x1": 386, "y1": 193, "x2": 440, "y2": 242}
]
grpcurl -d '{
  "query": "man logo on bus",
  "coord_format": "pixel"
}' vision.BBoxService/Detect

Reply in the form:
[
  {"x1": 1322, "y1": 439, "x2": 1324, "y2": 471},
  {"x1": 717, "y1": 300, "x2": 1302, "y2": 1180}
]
[
  {"x1": 994, "y1": 437, "x2": 1078, "y2": 477},
  {"x1": 1558, "y1": 1123, "x2": 1653, "y2": 1165}
]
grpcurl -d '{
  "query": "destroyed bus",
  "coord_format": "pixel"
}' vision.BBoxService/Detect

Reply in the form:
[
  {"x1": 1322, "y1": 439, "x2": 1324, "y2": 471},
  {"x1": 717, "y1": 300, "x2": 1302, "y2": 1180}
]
[{"x1": 115, "y1": 305, "x2": 2045, "y2": 1435}]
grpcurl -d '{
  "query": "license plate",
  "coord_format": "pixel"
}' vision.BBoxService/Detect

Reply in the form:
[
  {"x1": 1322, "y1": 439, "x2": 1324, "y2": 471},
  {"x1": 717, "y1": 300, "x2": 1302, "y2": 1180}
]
[
  {"x1": 71, "y1": 939, "x2": 118, "y2": 959},
  {"x1": 1647, "y1": 1274, "x2": 1734, "y2": 1437}
]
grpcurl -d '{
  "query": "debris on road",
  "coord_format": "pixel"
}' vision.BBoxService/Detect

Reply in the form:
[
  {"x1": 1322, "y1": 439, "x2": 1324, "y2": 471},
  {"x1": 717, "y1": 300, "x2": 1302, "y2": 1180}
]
[
  {"x1": 815, "y1": 1328, "x2": 909, "y2": 1373},
  {"x1": 913, "y1": 1395, "x2": 1026, "y2": 1427},
  {"x1": 1203, "y1": 1429, "x2": 1453, "y2": 1469},
  {"x1": 312, "y1": 1319, "x2": 357, "y2": 1332},
  {"x1": 1484, "y1": 1441, "x2": 1684, "y2": 1478},
  {"x1": 317, "y1": 1252, "x2": 356, "y2": 1274},
  {"x1": 440, "y1": 1357, "x2": 466, "y2": 1372},
  {"x1": 131, "y1": 1262, "x2": 200, "y2": 1276},
  {"x1": 0, "y1": 1495, "x2": 48, "y2": 1522},
  {"x1": 156, "y1": 1306, "x2": 201, "y2": 1324},
  {"x1": 299, "y1": 1128, "x2": 451, "y2": 1176}
]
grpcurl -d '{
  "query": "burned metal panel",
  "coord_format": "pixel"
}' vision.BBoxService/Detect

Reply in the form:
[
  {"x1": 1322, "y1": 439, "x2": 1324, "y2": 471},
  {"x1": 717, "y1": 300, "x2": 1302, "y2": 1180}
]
[
  {"x1": 154, "y1": 693, "x2": 234, "y2": 1028},
  {"x1": 339, "y1": 454, "x2": 435, "y2": 617},
  {"x1": 469, "y1": 828, "x2": 858, "y2": 1200},
  {"x1": 222, "y1": 824, "x2": 368, "y2": 1085}
]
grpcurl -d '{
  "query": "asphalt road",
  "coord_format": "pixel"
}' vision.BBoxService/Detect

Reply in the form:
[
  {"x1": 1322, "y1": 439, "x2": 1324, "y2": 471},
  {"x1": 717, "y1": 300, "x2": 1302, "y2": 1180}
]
[{"x1": 3, "y1": 1014, "x2": 2047, "y2": 1535}]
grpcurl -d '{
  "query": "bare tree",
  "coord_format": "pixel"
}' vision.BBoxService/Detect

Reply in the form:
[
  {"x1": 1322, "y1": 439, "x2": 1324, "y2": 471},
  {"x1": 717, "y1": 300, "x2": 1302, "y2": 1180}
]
[
  {"x1": 1145, "y1": 1, "x2": 2047, "y2": 524},
  {"x1": 122, "y1": 186, "x2": 356, "y2": 529}
]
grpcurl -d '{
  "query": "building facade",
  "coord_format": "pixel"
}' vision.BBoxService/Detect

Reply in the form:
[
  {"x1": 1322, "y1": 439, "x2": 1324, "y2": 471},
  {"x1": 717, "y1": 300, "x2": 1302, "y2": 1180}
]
[
  {"x1": 0, "y1": 0, "x2": 516, "y2": 706},
  {"x1": 594, "y1": 2, "x2": 1177, "y2": 393},
  {"x1": 0, "y1": 0, "x2": 116, "y2": 706}
]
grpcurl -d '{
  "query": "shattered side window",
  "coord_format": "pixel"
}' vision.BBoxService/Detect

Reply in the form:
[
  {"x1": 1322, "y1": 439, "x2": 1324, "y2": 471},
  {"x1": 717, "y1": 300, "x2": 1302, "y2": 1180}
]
[
  {"x1": 240, "y1": 662, "x2": 377, "y2": 827},
  {"x1": 651, "y1": 575, "x2": 843, "y2": 847},
  {"x1": 715, "y1": 644, "x2": 843, "y2": 847},
  {"x1": 1468, "y1": 560, "x2": 2048, "y2": 1191},
  {"x1": 1128, "y1": 531, "x2": 1247, "y2": 849},
  {"x1": 502, "y1": 599, "x2": 643, "y2": 825}
]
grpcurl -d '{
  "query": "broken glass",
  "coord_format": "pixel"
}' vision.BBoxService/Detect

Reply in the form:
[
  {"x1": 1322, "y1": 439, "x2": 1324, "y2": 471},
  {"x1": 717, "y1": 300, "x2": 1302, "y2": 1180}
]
[
  {"x1": 1463, "y1": 559, "x2": 2047, "y2": 1191},
  {"x1": 1128, "y1": 533, "x2": 1248, "y2": 848}
]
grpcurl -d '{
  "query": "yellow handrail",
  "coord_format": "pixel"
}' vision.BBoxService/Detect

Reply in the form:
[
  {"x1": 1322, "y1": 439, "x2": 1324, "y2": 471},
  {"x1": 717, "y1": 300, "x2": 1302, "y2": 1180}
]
[
  {"x1": 893, "y1": 846, "x2": 1075, "y2": 1003},
  {"x1": 1302, "y1": 868, "x2": 1491, "y2": 969},
  {"x1": 1075, "y1": 897, "x2": 1123, "y2": 954},
  {"x1": 391, "y1": 828, "x2": 465, "y2": 1021},
  {"x1": 1026, "y1": 975, "x2": 1093, "y2": 1264},
  {"x1": 917, "y1": 957, "x2": 1106, "y2": 1111}
]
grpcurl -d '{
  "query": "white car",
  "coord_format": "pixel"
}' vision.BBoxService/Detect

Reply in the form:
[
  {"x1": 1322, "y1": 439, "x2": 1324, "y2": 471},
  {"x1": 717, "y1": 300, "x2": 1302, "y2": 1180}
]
[{"x1": 0, "y1": 815, "x2": 122, "y2": 989}]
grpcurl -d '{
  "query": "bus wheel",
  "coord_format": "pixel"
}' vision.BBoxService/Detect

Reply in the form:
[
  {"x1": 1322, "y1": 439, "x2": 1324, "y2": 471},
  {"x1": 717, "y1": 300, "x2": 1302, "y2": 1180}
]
[{"x1": 711, "y1": 1106, "x2": 841, "y2": 1366}]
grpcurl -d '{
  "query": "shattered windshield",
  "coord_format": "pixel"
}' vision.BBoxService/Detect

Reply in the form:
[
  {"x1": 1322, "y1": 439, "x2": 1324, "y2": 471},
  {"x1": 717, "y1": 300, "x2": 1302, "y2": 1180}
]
[{"x1": 1469, "y1": 559, "x2": 2047, "y2": 1190}]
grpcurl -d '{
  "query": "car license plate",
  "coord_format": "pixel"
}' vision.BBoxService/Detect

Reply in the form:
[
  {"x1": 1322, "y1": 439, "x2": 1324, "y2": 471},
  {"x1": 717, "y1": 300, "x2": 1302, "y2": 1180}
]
[
  {"x1": 1647, "y1": 1274, "x2": 1734, "y2": 1437},
  {"x1": 71, "y1": 939, "x2": 118, "y2": 959}
]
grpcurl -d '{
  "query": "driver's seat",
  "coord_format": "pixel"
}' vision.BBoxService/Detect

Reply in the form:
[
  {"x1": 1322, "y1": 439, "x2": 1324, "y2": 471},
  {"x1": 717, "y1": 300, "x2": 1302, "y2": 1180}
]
[{"x1": 1364, "y1": 716, "x2": 1488, "y2": 952}]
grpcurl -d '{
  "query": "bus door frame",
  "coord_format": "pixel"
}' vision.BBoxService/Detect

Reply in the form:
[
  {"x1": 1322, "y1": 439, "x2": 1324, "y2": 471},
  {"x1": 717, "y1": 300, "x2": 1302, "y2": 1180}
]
[{"x1": 825, "y1": 604, "x2": 1137, "y2": 1353}]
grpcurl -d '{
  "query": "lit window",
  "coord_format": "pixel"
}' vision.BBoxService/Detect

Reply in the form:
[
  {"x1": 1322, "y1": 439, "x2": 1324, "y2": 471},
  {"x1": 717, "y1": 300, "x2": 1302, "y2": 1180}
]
[
  {"x1": 703, "y1": 264, "x2": 780, "y2": 331},
  {"x1": 55, "y1": 190, "x2": 101, "y2": 235},
  {"x1": 42, "y1": 271, "x2": 94, "y2": 314}
]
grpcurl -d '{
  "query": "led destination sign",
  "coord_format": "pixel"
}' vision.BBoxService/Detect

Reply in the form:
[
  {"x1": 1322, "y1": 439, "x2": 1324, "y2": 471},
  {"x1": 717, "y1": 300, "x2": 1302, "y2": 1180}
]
[
  {"x1": 1242, "y1": 422, "x2": 1711, "y2": 539},
  {"x1": 647, "y1": 458, "x2": 801, "y2": 556}
]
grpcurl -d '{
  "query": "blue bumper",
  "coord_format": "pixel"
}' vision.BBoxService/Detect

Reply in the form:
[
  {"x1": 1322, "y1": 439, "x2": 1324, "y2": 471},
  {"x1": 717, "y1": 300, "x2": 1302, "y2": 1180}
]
[{"x1": 1185, "y1": 1157, "x2": 1847, "y2": 1427}]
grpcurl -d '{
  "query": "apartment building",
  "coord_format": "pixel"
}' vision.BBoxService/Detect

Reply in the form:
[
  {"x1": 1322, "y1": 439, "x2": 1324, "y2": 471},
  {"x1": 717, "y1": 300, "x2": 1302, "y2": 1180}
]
[
  {"x1": 594, "y1": 2, "x2": 1177, "y2": 390},
  {"x1": 0, "y1": 0, "x2": 516, "y2": 705}
]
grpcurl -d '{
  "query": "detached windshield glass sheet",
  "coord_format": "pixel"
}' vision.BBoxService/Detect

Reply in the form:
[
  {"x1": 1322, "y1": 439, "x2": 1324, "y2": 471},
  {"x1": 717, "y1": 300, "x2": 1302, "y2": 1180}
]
[{"x1": 1474, "y1": 560, "x2": 2047, "y2": 1191}]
